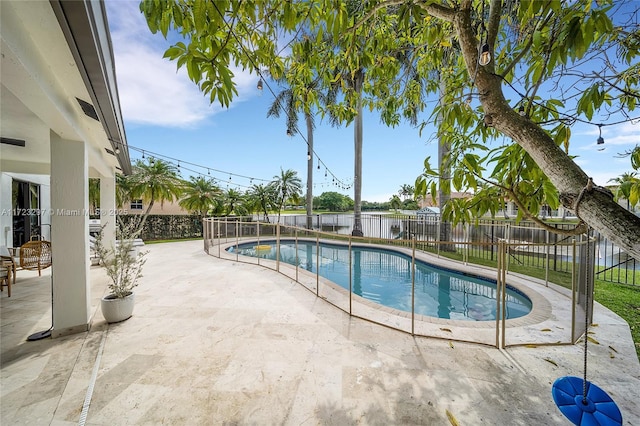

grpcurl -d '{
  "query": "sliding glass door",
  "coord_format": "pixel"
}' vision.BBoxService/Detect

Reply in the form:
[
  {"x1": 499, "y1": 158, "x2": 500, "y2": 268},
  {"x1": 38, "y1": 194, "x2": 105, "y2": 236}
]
[{"x1": 12, "y1": 180, "x2": 40, "y2": 247}]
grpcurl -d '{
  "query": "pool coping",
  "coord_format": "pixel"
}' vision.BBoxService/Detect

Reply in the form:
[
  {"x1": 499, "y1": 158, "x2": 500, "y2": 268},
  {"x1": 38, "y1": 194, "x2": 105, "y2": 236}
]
[{"x1": 213, "y1": 237, "x2": 574, "y2": 346}]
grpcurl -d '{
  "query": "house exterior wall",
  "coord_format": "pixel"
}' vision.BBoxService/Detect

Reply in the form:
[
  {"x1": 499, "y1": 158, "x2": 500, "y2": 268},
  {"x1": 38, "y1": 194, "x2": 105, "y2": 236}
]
[{"x1": 126, "y1": 199, "x2": 190, "y2": 215}]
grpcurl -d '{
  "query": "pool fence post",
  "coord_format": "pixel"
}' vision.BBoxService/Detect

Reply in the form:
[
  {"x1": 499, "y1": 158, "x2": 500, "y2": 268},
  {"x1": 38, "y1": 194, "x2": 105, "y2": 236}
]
[
  {"x1": 349, "y1": 235, "x2": 352, "y2": 315},
  {"x1": 496, "y1": 239, "x2": 503, "y2": 348},
  {"x1": 501, "y1": 247, "x2": 507, "y2": 348},
  {"x1": 571, "y1": 238, "x2": 577, "y2": 342},
  {"x1": 464, "y1": 226, "x2": 469, "y2": 265},
  {"x1": 256, "y1": 220, "x2": 260, "y2": 266},
  {"x1": 276, "y1": 223, "x2": 280, "y2": 272},
  {"x1": 295, "y1": 229, "x2": 299, "y2": 282},
  {"x1": 316, "y1": 233, "x2": 320, "y2": 297},
  {"x1": 436, "y1": 219, "x2": 441, "y2": 258},
  {"x1": 235, "y1": 221, "x2": 239, "y2": 262},
  {"x1": 505, "y1": 224, "x2": 511, "y2": 272},
  {"x1": 545, "y1": 229, "x2": 550, "y2": 287},
  {"x1": 411, "y1": 236, "x2": 416, "y2": 335},
  {"x1": 217, "y1": 220, "x2": 221, "y2": 258}
]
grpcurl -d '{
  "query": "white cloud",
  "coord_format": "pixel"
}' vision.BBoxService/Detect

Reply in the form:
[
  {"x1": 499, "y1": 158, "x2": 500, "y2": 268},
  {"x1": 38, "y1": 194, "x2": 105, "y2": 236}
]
[{"x1": 105, "y1": 0, "x2": 259, "y2": 128}]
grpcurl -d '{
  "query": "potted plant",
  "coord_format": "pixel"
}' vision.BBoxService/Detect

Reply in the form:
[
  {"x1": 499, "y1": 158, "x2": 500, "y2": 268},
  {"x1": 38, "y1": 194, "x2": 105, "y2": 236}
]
[{"x1": 95, "y1": 217, "x2": 147, "y2": 323}]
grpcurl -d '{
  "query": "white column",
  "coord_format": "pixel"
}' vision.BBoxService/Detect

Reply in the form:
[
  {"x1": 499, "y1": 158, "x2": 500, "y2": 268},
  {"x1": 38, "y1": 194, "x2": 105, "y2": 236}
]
[
  {"x1": 100, "y1": 174, "x2": 116, "y2": 250},
  {"x1": 0, "y1": 173, "x2": 13, "y2": 247},
  {"x1": 50, "y1": 132, "x2": 90, "y2": 337}
]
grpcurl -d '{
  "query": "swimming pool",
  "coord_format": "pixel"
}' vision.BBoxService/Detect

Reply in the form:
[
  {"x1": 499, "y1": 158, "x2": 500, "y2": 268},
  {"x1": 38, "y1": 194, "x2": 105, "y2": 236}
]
[{"x1": 227, "y1": 240, "x2": 532, "y2": 321}]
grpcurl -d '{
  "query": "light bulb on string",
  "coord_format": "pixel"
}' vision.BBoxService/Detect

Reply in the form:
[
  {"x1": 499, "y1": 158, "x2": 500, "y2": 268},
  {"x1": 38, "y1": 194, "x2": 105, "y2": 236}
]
[
  {"x1": 257, "y1": 79, "x2": 263, "y2": 91},
  {"x1": 307, "y1": 151, "x2": 311, "y2": 161},
  {"x1": 142, "y1": 150, "x2": 145, "y2": 159},
  {"x1": 518, "y1": 105, "x2": 526, "y2": 116},
  {"x1": 115, "y1": 146, "x2": 120, "y2": 154},
  {"x1": 597, "y1": 124, "x2": 604, "y2": 145},
  {"x1": 479, "y1": 43, "x2": 491, "y2": 66}
]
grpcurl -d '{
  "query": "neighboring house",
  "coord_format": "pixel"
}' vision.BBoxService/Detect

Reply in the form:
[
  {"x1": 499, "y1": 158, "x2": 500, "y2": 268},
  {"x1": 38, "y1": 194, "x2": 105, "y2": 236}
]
[
  {"x1": 1, "y1": 1, "x2": 130, "y2": 337},
  {"x1": 416, "y1": 206, "x2": 441, "y2": 219},
  {"x1": 417, "y1": 192, "x2": 578, "y2": 220},
  {"x1": 418, "y1": 192, "x2": 472, "y2": 209},
  {"x1": 126, "y1": 199, "x2": 192, "y2": 216}
]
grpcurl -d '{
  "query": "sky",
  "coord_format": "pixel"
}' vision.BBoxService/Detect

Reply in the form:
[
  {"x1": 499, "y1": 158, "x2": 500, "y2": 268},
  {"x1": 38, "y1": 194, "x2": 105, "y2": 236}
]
[{"x1": 104, "y1": 1, "x2": 639, "y2": 203}]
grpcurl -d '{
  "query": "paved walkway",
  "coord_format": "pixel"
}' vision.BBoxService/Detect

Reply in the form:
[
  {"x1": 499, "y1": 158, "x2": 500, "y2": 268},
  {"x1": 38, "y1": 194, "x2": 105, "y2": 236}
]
[{"x1": 1, "y1": 240, "x2": 639, "y2": 425}]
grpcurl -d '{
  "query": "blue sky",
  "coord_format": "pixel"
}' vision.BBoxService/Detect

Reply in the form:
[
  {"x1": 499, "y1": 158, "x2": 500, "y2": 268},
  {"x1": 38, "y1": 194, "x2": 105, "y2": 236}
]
[{"x1": 105, "y1": 1, "x2": 639, "y2": 202}]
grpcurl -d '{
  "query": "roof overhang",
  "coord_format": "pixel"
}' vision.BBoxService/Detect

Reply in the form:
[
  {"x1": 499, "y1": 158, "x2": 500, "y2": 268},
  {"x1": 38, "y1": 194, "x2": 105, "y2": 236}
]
[{"x1": 0, "y1": 0, "x2": 131, "y2": 176}]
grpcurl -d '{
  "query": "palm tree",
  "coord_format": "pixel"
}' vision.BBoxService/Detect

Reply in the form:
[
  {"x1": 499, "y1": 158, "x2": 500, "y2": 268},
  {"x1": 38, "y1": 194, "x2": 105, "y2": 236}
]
[
  {"x1": 179, "y1": 176, "x2": 222, "y2": 217},
  {"x1": 609, "y1": 172, "x2": 639, "y2": 210},
  {"x1": 398, "y1": 184, "x2": 415, "y2": 201},
  {"x1": 271, "y1": 168, "x2": 302, "y2": 223},
  {"x1": 223, "y1": 188, "x2": 248, "y2": 216},
  {"x1": 89, "y1": 178, "x2": 100, "y2": 215},
  {"x1": 267, "y1": 38, "x2": 327, "y2": 230},
  {"x1": 246, "y1": 183, "x2": 277, "y2": 222},
  {"x1": 389, "y1": 195, "x2": 402, "y2": 212},
  {"x1": 115, "y1": 173, "x2": 133, "y2": 209},
  {"x1": 128, "y1": 159, "x2": 183, "y2": 230}
]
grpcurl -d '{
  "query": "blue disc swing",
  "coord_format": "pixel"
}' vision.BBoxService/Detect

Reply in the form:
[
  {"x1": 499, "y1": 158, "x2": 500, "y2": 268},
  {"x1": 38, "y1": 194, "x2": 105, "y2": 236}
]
[{"x1": 551, "y1": 223, "x2": 622, "y2": 425}]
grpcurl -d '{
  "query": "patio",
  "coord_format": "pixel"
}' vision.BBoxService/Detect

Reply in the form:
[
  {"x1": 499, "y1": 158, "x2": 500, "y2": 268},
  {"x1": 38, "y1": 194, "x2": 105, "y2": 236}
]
[{"x1": 1, "y1": 240, "x2": 639, "y2": 425}]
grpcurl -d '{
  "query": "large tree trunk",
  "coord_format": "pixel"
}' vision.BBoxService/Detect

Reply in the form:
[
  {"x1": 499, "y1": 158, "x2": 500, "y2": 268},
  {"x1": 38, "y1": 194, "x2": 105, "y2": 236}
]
[
  {"x1": 305, "y1": 113, "x2": 314, "y2": 230},
  {"x1": 352, "y1": 70, "x2": 364, "y2": 237},
  {"x1": 452, "y1": 4, "x2": 640, "y2": 260}
]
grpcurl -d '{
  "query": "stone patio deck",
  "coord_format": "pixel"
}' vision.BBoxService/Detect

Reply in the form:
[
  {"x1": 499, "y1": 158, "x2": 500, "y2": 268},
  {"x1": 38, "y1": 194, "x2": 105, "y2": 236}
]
[{"x1": 1, "y1": 240, "x2": 639, "y2": 425}]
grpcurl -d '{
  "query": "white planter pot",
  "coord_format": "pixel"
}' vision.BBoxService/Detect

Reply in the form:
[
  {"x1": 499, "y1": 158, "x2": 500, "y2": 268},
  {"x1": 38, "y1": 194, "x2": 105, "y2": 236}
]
[{"x1": 101, "y1": 292, "x2": 135, "y2": 323}]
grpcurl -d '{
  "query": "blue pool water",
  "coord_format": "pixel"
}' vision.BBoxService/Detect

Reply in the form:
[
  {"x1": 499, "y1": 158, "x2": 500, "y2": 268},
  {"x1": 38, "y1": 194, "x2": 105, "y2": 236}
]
[{"x1": 227, "y1": 240, "x2": 532, "y2": 321}]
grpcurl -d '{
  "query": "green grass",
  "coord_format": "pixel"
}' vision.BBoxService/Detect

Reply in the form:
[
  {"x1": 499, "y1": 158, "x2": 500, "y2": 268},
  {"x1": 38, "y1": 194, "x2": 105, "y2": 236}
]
[{"x1": 594, "y1": 282, "x2": 640, "y2": 359}]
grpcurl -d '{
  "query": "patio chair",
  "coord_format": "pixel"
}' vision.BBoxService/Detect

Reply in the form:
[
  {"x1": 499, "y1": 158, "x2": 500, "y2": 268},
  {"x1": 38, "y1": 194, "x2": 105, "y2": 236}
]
[
  {"x1": 0, "y1": 265, "x2": 10, "y2": 297},
  {"x1": 0, "y1": 245, "x2": 16, "y2": 285},
  {"x1": 18, "y1": 240, "x2": 52, "y2": 276}
]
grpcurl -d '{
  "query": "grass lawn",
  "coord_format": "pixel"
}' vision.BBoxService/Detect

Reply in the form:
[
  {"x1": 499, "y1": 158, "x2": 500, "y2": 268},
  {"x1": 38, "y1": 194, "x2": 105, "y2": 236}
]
[{"x1": 594, "y1": 282, "x2": 640, "y2": 360}]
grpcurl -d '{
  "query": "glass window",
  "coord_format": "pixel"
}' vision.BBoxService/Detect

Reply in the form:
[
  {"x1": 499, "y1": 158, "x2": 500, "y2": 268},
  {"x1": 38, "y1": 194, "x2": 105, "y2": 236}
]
[{"x1": 130, "y1": 199, "x2": 143, "y2": 210}]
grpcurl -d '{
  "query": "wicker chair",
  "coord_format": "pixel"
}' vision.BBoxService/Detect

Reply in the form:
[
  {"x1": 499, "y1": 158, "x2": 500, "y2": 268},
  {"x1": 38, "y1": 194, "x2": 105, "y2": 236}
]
[
  {"x1": 0, "y1": 265, "x2": 10, "y2": 297},
  {"x1": 19, "y1": 240, "x2": 52, "y2": 276}
]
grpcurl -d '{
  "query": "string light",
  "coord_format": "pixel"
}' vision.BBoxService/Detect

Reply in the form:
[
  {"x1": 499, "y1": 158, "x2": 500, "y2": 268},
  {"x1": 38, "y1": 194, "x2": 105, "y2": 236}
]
[
  {"x1": 207, "y1": 1, "x2": 351, "y2": 190},
  {"x1": 479, "y1": 43, "x2": 491, "y2": 66},
  {"x1": 597, "y1": 124, "x2": 604, "y2": 145}
]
